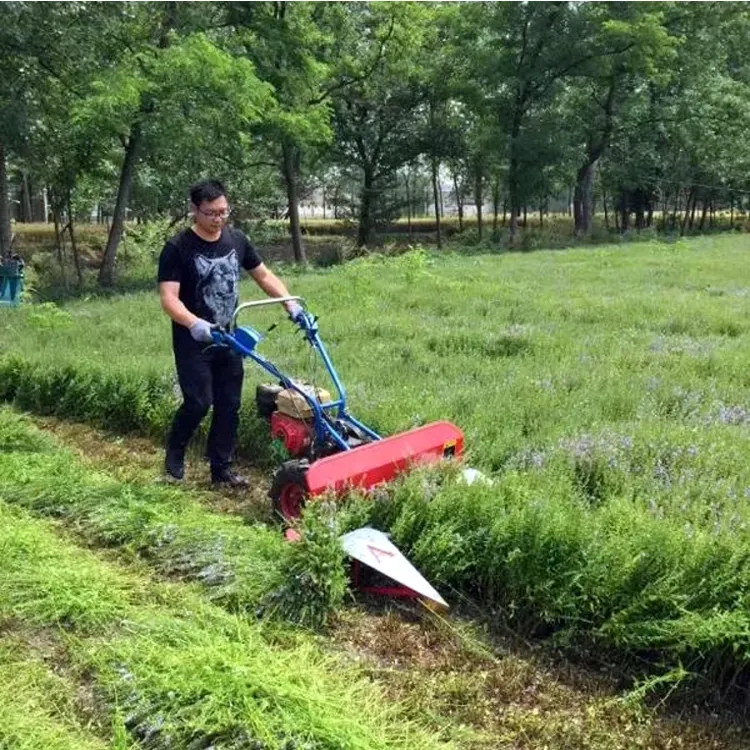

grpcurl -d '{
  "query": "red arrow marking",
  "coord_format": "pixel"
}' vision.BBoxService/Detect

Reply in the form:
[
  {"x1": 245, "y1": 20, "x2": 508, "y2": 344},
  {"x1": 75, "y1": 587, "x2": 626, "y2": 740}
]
[{"x1": 367, "y1": 545, "x2": 396, "y2": 564}]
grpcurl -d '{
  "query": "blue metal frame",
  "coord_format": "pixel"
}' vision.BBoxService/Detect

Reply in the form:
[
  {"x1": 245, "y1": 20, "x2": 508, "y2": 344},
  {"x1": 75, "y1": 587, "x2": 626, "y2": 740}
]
[
  {"x1": 212, "y1": 312, "x2": 381, "y2": 453},
  {"x1": 0, "y1": 262, "x2": 24, "y2": 308}
]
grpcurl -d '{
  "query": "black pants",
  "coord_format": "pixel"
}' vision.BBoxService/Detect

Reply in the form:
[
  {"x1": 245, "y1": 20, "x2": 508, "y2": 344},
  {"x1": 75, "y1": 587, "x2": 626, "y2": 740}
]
[{"x1": 166, "y1": 344, "x2": 244, "y2": 472}]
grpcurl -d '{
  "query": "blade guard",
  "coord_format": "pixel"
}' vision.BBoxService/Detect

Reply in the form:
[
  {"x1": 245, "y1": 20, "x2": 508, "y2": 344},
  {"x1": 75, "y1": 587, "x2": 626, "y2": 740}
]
[
  {"x1": 342, "y1": 527, "x2": 449, "y2": 608},
  {"x1": 306, "y1": 421, "x2": 464, "y2": 496}
]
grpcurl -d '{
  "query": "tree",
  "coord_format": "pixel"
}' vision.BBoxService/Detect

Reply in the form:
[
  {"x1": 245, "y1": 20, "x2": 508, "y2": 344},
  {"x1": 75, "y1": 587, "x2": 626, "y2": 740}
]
[
  {"x1": 227, "y1": 2, "x2": 339, "y2": 264},
  {"x1": 64, "y1": 3, "x2": 273, "y2": 286},
  {"x1": 0, "y1": 2, "x2": 46, "y2": 254},
  {"x1": 330, "y1": 3, "x2": 430, "y2": 247},
  {"x1": 562, "y1": 3, "x2": 675, "y2": 235},
  {"x1": 600, "y1": 3, "x2": 750, "y2": 234},
  {"x1": 462, "y1": 2, "x2": 654, "y2": 243}
]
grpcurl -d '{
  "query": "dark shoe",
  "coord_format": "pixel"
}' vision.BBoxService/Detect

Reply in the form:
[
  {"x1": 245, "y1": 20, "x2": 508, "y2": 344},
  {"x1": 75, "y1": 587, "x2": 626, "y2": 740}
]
[
  {"x1": 211, "y1": 468, "x2": 249, "y2": 488},
  {"x1": 164, "y1": 449, "x2": 185, "y2": 481}
]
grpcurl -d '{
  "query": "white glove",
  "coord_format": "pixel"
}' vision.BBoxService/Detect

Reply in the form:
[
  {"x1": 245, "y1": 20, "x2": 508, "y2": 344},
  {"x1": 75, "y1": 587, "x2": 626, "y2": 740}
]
[
  {"x1": 189, "y1": 318, "x2": 215, "y2": 343},
  {"x1": 287, "y1": 302, "x2": 304, "y2": 322}
]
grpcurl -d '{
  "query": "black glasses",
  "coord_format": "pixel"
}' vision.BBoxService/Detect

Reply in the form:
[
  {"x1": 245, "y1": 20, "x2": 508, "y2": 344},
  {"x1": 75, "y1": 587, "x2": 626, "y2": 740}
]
[{"x1": 198, "y1": 207, "x2": 231, "y2": 219}]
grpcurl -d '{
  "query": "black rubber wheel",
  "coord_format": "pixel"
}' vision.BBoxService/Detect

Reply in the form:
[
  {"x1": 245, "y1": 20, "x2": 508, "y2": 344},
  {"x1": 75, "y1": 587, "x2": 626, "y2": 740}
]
[{"x1": 270, "y1": 459, "x2": 310, "y2": 521}]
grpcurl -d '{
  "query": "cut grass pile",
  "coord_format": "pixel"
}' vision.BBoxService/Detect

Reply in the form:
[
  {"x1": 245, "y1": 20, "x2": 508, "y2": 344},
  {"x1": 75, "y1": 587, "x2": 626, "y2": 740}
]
[
  {"x1": 0, "y1": 638, "x2": 110, "y2": 750},
  {"x1": 0, "y1": 499, "x2": 448, "y2": 750},
  {"x1": 0, "y1": 409, "x2": 288, "y2": 612},
  {"x1": 0, "y1": 409, "x2": 352, "y2": 629}
]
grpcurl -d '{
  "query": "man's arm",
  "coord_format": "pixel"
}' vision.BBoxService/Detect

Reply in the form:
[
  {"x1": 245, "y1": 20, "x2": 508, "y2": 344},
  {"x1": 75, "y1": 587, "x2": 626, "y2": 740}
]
[
  {"x1": 249, "y1": 263, "x2": 297, "y2": 312},
  {"x1": 159, "y1": 281, "x2": 200, "y2": 328}
]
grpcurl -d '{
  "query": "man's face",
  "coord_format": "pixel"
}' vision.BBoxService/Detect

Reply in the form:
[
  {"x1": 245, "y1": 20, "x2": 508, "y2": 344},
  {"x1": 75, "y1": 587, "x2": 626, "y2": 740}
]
[{"x1": 192, "y1": 196, "x2": 230, "y2": 233}]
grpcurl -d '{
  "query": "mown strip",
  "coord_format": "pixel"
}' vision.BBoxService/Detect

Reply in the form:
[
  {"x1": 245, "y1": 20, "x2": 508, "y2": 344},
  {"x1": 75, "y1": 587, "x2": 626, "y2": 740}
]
[
  {"x1": 0, "y1": 501, "x2": 449, "y2": 750},
  {"x1": 0, "y1": 409, "x2": 290, "y2": 613},
  {"x1": 0, "y1": 408, "x2": 350, "y2": 629}
]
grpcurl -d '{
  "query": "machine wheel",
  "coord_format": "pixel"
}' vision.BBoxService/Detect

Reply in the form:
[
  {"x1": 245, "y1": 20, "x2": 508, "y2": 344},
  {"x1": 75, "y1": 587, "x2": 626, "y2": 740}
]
[{"x1": 270, "y1": 460, "x2": 309, "y2": 521}]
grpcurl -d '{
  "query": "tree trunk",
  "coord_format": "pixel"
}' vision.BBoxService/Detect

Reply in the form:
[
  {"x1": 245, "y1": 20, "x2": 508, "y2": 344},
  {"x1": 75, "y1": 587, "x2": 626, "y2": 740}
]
[
  {"x1": 21, "y1": 171, "x2": 32, "y2": 223},
  {"x1": 67, "y1": 196, "x2": 83, "y2": 285},
  {"x1": 619, "y1": 190, "x2": 629, "y2": 233},
  {"x1": 574, "y1": 78, "x2": 615, "y2": 236},
  {"x1": 508, "y1": 150, "x2": 520, "y2": 245},
  {"x1": 688, "y1": 190, "x2": 697, "y2": 230},
  {"x1": 98, "y1": 122, "x2": 142, "y2": 286},
  {"x1": 698, "y1": 195, "x2": 709, "y2": 232},
  {"x1": 53, "y1": 206, "x2": 68, "y2": 290},
  {"x1": 282, "y1": 141, "x2": 307, "y2": 264},
  {"x1": 0, "y1": 143, "x2": 11, "y2": 257},
  {"x1": 431, "y1": 157, "x2": 442, "y2": 250},
  {"x1": 670, "y1": 189, "x2": 680, "y2": 232},
  {"x1": 603, "y1": 184, "x2": 610, "y2": 231},
  {"x1": 539, "y1": 203, "x2": 543, "y2": 229},
  {"x1": 452, "y1": 171, "x2": 463, "y2": 233},
  {"x1": 492, "y1": 176, "x2": 500, "y2": 238},
  {"x1": 659, "y1": 189, "x2": 668, "y2": 231},
  {"x1": 680, "y1": 187, "x2": 694, "y2": 236},
  {"x1": 438, "y1": 174, "x2": 444, "y2": 220},
  {"x1": 573, "y1": 159, "x2": 597, "y2": 236},
  {"x1": 404, "y1": 172, "x2": 412, "y2": 242},
  {"x1": 475, "y1": 173, "x2": 483, "y2": 240},
  {"x1": 634, "y1": 190, "x2": 645, "y2": 230},
  {"x1": 357, "y1": 168, "x2": 374, "y2": 247}
]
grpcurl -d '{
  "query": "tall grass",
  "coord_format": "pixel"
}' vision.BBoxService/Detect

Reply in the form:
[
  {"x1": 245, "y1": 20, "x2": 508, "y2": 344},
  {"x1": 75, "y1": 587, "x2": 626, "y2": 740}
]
[{"x1": 341, "y1": 455, "x2": 750, "y2": 692}]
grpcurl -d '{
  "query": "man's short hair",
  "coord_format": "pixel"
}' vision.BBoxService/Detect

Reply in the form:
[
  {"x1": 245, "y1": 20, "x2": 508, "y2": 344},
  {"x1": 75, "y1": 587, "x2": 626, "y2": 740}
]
[{"x1": 190, "y1": 179, "x2": 227, "y2": 206}]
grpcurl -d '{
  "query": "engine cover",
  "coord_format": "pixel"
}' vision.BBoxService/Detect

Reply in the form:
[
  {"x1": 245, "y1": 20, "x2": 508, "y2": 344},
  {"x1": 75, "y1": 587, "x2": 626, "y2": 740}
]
[{"x1": 271, "y1": 412, "x2": 313, "y2": 457}]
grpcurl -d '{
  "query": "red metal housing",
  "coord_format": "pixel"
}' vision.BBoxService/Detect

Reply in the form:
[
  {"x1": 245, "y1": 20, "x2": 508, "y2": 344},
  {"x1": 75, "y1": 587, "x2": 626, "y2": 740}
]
[
  {"x1": 305, "y1": 420, "x2": 464, "y2": 496},
  {"x1": 270, "y1": 412, "x2": 312, "y2": 456}
]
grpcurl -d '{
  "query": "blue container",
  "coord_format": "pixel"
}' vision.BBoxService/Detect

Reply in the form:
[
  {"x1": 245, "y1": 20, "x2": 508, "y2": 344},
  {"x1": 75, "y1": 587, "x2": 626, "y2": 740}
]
[{"x1": 0, "y1": 259, "x2": 24, "y2": 307}]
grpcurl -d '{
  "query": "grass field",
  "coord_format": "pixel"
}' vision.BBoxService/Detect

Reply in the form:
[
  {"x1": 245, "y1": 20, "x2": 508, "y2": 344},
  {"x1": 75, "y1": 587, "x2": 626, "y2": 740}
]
[
  {"x1": 5, "y1": 412, "x2": 749, "y2": 749},
  {"x1": 4, "y1": 232, "x2": 750, "y2": 713}
]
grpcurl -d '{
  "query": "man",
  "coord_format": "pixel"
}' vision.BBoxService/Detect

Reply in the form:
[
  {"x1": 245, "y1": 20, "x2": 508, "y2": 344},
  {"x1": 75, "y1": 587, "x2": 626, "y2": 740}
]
[{"x1": 158, "y1": 178, "x2": 301, "y2": 486}]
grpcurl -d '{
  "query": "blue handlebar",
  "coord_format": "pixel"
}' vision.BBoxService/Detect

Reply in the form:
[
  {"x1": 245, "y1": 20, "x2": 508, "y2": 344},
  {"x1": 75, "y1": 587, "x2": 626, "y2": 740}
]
[{"x1": 211, "y1": 306, "x2": 381, "y2": 453}]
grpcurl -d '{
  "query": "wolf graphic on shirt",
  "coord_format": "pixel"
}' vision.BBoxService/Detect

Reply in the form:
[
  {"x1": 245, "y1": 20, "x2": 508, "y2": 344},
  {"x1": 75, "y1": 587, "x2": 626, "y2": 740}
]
[{"x1": 194, "y1": 250, "x2": 240, "y2": 327}]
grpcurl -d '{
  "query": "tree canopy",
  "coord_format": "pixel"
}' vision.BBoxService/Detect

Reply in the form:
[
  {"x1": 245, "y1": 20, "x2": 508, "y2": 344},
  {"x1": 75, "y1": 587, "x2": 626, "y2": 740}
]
[{"x1": 2, "y1": 1, "x2": 750, "y2": 279}]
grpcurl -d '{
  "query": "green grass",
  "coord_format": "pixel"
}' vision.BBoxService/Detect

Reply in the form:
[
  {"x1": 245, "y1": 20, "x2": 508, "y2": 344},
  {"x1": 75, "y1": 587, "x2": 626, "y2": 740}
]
[
  {"x1": 0, "y1": 409, "x2": 352, "y2": 626},
  {"x1": 0, "y1": 639, "x2": 112, "y2": 750},
  {"x1": 0, "y1": 500, "x2": 449, "y2": 750},
  {"x1": 4, "y1": 234, "x2": 750, "y2": 449},
  {"x1": 5, "y1": 233, "x2": 750, "y2": 696}
]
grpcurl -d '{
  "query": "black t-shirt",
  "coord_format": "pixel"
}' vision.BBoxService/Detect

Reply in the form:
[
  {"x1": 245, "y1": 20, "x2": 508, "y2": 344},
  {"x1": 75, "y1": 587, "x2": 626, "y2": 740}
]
[{"x1": 157, "y1": 226, "x2": 263, "y2": 350}]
